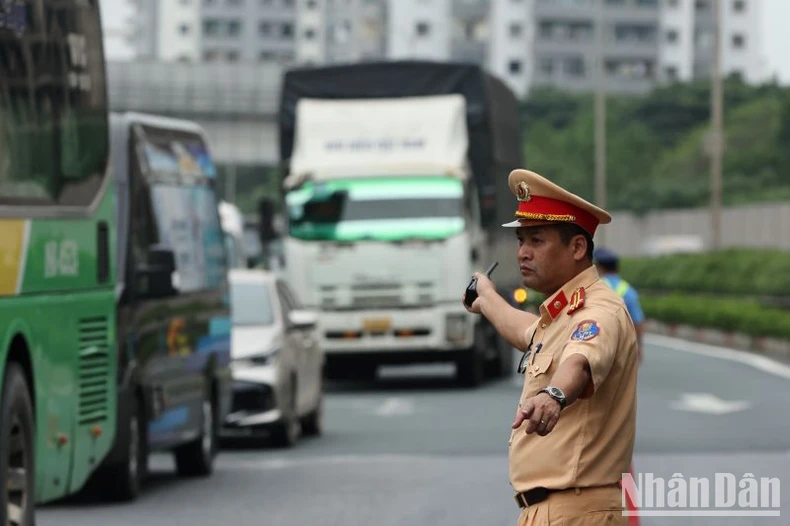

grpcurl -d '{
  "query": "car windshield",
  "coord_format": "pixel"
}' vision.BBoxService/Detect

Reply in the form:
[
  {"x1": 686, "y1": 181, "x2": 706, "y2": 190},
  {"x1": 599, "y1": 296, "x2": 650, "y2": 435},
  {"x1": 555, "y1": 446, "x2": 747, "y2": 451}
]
[{"x1": 230, "y1": 280, "x2": 275, "y2": 326}]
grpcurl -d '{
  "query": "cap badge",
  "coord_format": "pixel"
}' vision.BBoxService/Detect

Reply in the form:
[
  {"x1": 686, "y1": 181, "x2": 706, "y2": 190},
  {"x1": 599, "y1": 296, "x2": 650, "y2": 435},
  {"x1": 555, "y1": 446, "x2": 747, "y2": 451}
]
[{"x1": 516, "y1": 181, "x2": 531, "y2": 202}]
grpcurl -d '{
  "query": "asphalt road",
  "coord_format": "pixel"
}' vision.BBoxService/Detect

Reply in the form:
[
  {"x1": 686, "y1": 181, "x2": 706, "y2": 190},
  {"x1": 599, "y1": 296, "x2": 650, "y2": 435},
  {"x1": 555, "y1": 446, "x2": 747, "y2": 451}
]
[{"x1": 40, "y1": 335, "x2": 790, "y2": 526}]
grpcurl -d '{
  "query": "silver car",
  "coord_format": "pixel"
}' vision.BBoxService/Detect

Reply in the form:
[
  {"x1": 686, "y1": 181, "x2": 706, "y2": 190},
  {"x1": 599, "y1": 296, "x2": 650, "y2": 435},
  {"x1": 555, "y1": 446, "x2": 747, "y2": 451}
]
[{"x1": 222, "y1": 269, "x2": 324, "y2": 447}]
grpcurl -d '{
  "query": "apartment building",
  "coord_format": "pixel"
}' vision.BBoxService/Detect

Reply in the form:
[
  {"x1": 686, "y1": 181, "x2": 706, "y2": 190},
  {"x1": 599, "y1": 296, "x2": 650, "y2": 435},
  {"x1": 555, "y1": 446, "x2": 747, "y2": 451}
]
[
  {"x1": 127, "y1": 0, "x2": 764, "y2": 98},
  {"x1": 659, "y1": 0, "x2": 764, "y2": 84}
]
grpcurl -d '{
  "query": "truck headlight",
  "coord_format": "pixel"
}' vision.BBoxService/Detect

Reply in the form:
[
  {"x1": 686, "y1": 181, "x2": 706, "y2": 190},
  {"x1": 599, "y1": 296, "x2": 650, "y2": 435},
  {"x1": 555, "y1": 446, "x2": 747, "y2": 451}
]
[{"x1": 445, "y1": 314, "x2": 468, "y2": 343}]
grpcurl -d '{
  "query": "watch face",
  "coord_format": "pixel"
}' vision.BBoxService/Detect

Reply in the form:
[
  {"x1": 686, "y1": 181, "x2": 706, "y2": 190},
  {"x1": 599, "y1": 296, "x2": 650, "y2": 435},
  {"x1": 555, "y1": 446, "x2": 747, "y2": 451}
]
[{"x1": 549, "y1": 387, "x2": 564, "y2": 399}]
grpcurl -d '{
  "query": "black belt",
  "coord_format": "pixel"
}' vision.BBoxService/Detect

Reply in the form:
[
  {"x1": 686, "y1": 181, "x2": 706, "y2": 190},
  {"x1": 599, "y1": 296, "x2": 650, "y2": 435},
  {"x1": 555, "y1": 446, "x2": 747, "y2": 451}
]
[
  {"x1": 513, "y1": 487, "x2": 559, "y2": 509},
  {"x1": 514, "y1": 483, "x2": 622, "y2": 509}
]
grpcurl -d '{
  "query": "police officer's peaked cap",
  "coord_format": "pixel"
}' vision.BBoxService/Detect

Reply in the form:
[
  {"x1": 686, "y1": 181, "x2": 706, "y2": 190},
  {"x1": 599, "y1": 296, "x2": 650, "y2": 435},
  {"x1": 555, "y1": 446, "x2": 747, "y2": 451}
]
[{"x1": 501, "y1": 169, "x2": 612, "y2": 237}]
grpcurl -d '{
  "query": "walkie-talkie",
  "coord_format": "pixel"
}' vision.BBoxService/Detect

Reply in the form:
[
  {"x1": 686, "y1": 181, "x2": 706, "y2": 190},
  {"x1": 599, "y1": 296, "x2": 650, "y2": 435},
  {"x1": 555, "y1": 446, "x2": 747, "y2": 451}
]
[{"x1": 463, "y1": 261, "x2": 498, "y2": 308}]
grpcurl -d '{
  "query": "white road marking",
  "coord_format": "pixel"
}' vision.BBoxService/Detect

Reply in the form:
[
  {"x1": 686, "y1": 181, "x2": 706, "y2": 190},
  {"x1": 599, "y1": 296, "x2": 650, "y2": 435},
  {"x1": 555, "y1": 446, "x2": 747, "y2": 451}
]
[
  {"x1": 646, "y1": 334, "x2": 790, "y2": 380},
  {"x1": 669, "y1": 392, "x2": 751, "y2": 415},
  {"x1": 373, "y1": 397, "x2": 414, "y2": 417}
]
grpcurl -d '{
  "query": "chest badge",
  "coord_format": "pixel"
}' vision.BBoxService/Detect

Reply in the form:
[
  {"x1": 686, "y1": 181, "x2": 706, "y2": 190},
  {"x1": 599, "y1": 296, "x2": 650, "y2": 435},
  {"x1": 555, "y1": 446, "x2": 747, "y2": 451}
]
[{"x1": 567, "y1": 287, "x2": 585, "y2": 315}]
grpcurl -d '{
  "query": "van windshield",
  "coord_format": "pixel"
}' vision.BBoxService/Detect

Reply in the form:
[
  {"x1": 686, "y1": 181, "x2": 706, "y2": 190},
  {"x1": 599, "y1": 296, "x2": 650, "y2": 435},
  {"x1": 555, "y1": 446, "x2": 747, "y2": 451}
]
[{"x1": 285, "y1": 176, "x2": 465, "y2": 242}]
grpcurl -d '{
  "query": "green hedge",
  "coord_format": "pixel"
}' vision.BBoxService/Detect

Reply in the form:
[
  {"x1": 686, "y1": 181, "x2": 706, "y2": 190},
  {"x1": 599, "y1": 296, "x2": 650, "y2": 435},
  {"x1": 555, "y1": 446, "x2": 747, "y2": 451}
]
[
  {"x1": 641, "y1": 294, "x2": 790, "y2": 340},
  {"x1": 620, "y1": 249, "x2": 790, "y2": 297}
]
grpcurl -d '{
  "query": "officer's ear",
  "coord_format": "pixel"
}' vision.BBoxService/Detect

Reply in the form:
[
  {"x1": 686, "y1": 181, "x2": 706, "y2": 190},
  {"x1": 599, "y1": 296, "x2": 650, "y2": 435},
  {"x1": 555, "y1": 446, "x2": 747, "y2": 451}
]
[{"x1": 571, "y1": 232, "x2": 594, "y2": 263}]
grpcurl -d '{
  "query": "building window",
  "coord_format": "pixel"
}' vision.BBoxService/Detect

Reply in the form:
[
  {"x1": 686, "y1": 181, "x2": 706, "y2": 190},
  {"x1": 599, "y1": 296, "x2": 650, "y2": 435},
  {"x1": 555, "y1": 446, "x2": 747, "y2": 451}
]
[
  {"x1": 259, "y1": 50, "x2": 275, "y2": 60},
  {"x1": 509, "y1": 23, "x2": 523, "y2": 38},
  {"x1": 539, "y1": 57, "x2": 553, "y2": 75},
  {"x1": 416, "y1": 21, "x2": 431, "y2": 37},
  {"x1": 695, "y1": 0, "x2": 709, "y2": 9},
  {"x1": 306, "y1": 0, "x2": 318, "y2": 8},
  {"x1": 260, "y1": 0, "x2": 273, "y2": 5},
  {"x1": 259, "y1": 21, "x2": 271, "y2": 35},
  {"x1": 666, "y1": 29, "x2": 678, "y2": 43},
  {"x1": 181, "y1": 0, "x2": 192, "y2": 5},
  {"x1": 203, "y1": 19, "x2": 221, "y2": 36},
  {"x1": 228, "y1": 0, "x2": 244, "y2": 5},
  {"x1": 203, "y1": 50, "x2": 220, "y2": 60},
  {"x1": 227, "y1": 50, "x2": 240, "y2": 61},
  {"x1": 732, "y1": 33, "x2": 745, "y2": 48},
  {"x1": 179, "y1": 23, "x2": 190, "y2": 35},
  {"x1": 733, "y1": 0, "x2": 745, "y2": 12},
  {"x1": 282, "y1": 22, "x2": 294, "y2": 38},
  {"x1": 283, "y1": 0, "x2": 295, "y2": 6},
  {"x1": 304, "y1": 27, "x2": 316, "y2": 39},
  {"x1": 509, "y1": 60, "x2": 522, "y2": 74},
  {"x1": 667, "y1": 0, "x2": 679, "y2": 6},
  {"x1": 564, "y1": 57, "x2": 585, "y2": 77},
  {"x1": 228, "y1": 20, "x2": 242, "y2": 36},
  {"x1": 665, "y1": 65, "x2": 678, "y2": 81},
  {"x1": 177, "y1": 55, "x2": 192, "y2": 62}
]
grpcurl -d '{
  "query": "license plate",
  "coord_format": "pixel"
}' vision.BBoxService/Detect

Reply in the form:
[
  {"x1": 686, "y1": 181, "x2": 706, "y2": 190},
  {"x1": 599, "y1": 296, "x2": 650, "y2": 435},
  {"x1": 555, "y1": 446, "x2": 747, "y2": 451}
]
[{"x1": 363, "y1": 317, "x2": 392, "y2": 332}]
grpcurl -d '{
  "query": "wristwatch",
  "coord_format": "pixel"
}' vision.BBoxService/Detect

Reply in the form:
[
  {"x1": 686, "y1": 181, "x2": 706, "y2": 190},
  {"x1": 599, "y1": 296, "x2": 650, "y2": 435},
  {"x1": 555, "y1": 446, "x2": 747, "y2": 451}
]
[{"x1": 539, "y1": 386, "x2": 567, "y2": 409}]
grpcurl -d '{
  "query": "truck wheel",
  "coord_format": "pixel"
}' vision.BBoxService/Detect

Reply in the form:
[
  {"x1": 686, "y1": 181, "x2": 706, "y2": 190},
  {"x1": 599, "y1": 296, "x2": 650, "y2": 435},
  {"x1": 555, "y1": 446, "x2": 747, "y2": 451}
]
[
  {"x1": 0, "y1": 363, "x2": 35, "y2": 526},
  {"x1": 456, "y1": 325, "x2": 486, "y2": 387},
  {"x1": 174, "y1": 396, "x2": 216, "y2": 477},
  {"x1": 99, "y1": 398, "x2": 148, "y2": 501}
]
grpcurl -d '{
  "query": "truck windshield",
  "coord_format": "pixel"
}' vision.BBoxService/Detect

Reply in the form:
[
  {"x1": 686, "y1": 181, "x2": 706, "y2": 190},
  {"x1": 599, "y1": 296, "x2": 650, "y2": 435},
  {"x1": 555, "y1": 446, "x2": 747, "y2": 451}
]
[{"x1": 285, "y1": 177, "x2": 466, "y2": 241}]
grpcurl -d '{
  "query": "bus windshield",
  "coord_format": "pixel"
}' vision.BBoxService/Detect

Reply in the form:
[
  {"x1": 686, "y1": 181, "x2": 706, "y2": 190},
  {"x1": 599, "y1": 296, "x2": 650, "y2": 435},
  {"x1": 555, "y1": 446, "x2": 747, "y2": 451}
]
[{"x1": 285, "y1": 177, "x2": 466, "y2": 242}]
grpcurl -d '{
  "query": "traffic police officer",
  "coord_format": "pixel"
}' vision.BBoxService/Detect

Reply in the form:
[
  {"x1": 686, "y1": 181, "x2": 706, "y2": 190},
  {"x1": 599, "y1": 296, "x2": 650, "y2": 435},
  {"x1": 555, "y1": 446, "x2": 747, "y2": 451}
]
[
  {"x1": 594, "y1": 247, "x2": 645, "y2": 364},
  {"x1": 463, "y1": 169, "x2": 638, "y2": 526}
]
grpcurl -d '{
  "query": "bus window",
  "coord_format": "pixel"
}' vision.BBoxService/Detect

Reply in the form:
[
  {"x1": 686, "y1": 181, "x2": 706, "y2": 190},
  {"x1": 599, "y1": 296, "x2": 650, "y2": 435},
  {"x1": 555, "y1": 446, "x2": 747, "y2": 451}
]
[{"x1": 0, "y1": 0, "x2": 109, "y2": 207}]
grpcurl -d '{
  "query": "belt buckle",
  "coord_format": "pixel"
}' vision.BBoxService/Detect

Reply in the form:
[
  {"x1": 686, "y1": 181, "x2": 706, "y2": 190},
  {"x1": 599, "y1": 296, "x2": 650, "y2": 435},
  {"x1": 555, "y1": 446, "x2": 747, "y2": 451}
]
[{"x1": 514, "y1": 493, "x2": 528, "y2": 509}]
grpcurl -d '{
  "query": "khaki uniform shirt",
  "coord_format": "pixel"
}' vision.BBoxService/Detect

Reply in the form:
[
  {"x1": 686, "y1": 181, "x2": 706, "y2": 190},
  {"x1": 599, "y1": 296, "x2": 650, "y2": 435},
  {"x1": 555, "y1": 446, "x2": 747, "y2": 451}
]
[{"x1": 509, "y1": 266, "x2": 638, "y2": 493}]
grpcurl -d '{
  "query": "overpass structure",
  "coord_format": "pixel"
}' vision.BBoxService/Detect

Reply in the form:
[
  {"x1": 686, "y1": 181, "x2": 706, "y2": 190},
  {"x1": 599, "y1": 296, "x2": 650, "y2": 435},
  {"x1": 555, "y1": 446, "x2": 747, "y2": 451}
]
[{"x1": 106, "y1": 61, "x2": 284, "y2": 167}]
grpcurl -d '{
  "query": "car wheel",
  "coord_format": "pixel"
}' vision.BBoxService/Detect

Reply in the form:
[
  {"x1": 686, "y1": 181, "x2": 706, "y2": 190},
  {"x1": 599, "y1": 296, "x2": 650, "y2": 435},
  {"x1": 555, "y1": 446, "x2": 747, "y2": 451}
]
[{"x1": 271, "y1": 379, "x2": 299, "y2": 448}]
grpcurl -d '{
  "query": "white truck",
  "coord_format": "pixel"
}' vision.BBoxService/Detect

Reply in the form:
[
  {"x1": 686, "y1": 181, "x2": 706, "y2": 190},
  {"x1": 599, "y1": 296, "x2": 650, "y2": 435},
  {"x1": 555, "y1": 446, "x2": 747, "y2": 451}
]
[{"x1": 263, "y1": 62, "x2": 524, "y2": 386}]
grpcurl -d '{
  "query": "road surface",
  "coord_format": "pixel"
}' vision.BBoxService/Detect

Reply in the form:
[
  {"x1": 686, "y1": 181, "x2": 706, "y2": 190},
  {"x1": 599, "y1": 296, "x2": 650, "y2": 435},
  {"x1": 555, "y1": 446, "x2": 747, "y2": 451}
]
[{"x1": 40, "y1": 335, "x2": 790, "y2": 525}]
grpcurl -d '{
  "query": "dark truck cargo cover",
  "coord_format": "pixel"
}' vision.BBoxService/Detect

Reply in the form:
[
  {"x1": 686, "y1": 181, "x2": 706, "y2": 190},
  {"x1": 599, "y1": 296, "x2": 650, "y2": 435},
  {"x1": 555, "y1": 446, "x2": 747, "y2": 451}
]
[{"x1": 278, "y1": 60, "x2": 524, "y2": 228}]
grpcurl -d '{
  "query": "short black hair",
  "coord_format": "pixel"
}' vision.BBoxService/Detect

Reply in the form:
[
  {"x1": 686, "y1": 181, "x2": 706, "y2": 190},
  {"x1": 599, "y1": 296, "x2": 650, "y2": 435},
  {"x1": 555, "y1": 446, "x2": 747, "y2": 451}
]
[
  {"x1": 597, "y1": 259, "x2": 618, "y2": 273},
  {"x1": 548, "y1": 223, "x2": 594, "y2": 261}
]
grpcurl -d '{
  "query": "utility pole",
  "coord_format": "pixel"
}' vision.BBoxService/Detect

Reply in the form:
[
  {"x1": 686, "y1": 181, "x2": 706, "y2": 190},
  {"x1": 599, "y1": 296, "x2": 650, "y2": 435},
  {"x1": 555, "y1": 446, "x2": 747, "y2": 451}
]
[
  {"x1": 594, "y1": 0, "x2": 607, "y2": 246},
  {"x1": 710, "y1": 0, "x2": 724, "y2": 250}
]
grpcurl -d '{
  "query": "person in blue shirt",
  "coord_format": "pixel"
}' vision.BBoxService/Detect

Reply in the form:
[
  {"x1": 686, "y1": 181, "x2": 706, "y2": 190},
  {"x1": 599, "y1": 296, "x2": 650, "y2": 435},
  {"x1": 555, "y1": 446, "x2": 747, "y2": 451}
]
[{"x1": 594, "y1": 247, "x2": 644, "y2": 364}]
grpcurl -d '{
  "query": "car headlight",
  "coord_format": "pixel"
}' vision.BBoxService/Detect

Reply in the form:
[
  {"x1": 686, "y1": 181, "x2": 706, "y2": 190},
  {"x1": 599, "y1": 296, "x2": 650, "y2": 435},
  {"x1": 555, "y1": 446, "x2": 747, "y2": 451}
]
[
  {"x1": 445, "y1": 314, "x2": 468, "y2": 343},
  {"x1": 232, "y1": 348, "x2": 281, "y2": 368}
]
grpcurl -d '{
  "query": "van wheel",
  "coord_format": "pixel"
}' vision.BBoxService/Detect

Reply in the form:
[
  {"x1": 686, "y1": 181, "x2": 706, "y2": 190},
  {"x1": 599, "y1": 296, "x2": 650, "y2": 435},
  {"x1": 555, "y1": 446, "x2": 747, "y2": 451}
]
[
  {"x1": 0, "y1": 363, "x2": 35, "y2": 526},
  {"x1": 174, "y1": 397, "x2": 216, "y2": 477},
  {"x1": 100, "y1": 398, "x2": 148, "y2": 501}
]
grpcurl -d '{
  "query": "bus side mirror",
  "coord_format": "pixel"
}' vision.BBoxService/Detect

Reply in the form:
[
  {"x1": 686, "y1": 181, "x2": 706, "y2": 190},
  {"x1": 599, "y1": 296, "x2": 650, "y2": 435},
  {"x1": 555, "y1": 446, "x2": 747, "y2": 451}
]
[{"x1": 136, "y1": 245, "x2": 177, "y2": 298}]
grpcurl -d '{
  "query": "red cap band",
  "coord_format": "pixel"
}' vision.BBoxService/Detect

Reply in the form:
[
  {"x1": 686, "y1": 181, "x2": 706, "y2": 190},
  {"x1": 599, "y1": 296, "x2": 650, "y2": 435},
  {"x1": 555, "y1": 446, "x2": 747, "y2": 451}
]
[{"x1": 515, "y1": 196, "x2": 600, "y2": 236}]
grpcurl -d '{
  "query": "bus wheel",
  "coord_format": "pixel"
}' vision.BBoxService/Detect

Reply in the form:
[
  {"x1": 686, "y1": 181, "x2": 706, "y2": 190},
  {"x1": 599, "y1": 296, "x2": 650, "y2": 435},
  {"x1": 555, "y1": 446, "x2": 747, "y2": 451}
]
[
  {"x1": 174, "y1": 396, "x2": 216, "y2": 477},
  {"x1": 0, "y1": 363, "x2": 35, "y2": 526}
]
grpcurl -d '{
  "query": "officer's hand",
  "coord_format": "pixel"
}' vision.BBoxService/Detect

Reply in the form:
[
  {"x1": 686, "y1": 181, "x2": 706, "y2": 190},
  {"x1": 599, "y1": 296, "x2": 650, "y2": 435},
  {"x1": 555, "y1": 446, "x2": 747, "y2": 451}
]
[
  {"x1": 512, "y1": 393, "x2": 562, "y2": 436},
  {"x1": 461, "y1": 272, "x2": 495, "y2": 315}
]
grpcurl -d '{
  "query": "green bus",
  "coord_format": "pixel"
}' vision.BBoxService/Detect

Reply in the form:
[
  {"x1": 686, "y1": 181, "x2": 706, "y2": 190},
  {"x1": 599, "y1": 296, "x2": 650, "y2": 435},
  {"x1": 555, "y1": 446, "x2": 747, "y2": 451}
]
[{"x1": 0, "y1": 0, "x2": 116, "y2": 523}]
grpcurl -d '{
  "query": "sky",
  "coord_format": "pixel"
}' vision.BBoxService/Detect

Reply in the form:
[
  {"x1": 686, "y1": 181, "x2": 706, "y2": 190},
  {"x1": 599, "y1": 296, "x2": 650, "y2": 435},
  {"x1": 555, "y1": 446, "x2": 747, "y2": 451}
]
[{"x1": 99, "y1": 0, "x2": 790, "y2": 84}]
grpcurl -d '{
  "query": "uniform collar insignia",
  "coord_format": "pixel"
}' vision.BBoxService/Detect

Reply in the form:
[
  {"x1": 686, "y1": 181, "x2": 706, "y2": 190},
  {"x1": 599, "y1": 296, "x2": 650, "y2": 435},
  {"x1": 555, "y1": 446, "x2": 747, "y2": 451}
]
[
  {"x1": 545, "y1": 290, "x2": 568, "y2": 319},
  {"x1": 567, "y1": 287, "x2": 586, "y2": 315}
]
